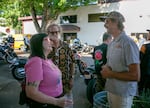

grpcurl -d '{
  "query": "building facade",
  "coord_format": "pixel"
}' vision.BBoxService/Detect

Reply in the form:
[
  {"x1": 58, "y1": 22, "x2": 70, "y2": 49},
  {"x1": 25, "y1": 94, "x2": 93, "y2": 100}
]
[{"x1": 19, "y1": 0, "x2": 150, "y2": 45}]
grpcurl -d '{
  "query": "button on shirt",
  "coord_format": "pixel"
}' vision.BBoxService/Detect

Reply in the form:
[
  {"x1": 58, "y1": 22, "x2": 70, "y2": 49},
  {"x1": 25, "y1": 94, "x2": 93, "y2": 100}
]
[{"x1": 105, "y1": 31, "x2": 140, "y2": 97}]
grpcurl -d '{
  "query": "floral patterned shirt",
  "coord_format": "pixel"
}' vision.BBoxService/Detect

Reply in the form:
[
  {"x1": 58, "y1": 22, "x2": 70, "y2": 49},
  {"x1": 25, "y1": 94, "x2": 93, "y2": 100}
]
[{"x1": 48, "y1": 41, "x2": 75, "y2": 94}]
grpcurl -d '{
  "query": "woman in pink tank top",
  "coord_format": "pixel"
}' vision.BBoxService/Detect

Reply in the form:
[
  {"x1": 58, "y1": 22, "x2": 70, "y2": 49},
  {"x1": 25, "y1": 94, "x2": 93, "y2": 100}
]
[{"x1": 25, "y1": 33, "x2": 73, "y2": 108}]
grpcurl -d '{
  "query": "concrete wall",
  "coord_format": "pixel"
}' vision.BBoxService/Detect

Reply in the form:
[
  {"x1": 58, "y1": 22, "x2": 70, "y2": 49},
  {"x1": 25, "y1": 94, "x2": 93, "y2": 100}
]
[
  {"x1": 23, "y1": 20, "x2": 41, "y2": 34},
  {"x1": 59, "y1": 0, "x2": 150, "y2": 45}
]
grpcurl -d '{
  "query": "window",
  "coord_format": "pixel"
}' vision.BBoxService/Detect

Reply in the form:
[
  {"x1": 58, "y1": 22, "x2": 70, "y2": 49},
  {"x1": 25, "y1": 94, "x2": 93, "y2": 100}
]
[
  {"x1": 60, "y1": 15, "x2": 77, "y2": 24},
  {"x1": 88, "y1": 13, "x2": 108, "y2": 22},
  {"x1": 66, "y1": 0, "x2": 97, "y2": 5},
  {"x1": 98, "y1": 0, "x2": 123, "y2": 3}
]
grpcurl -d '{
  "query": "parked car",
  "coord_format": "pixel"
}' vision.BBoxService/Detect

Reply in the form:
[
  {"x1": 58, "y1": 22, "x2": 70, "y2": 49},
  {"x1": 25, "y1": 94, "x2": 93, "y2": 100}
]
[{"x1": 12, "y1": 34, "x2": 31, "y2": 51}]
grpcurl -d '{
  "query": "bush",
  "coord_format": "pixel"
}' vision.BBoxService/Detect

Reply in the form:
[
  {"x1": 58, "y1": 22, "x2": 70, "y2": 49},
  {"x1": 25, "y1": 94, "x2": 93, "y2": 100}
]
[{"x1": 132, "y1": 89, "x2": 150, "y2": 108}]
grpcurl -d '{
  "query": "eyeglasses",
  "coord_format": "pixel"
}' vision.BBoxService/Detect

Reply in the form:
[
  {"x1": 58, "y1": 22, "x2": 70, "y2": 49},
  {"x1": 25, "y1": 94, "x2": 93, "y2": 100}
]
[{"x1": 48, "y1": 31, "x2": 60, "y2": 35}]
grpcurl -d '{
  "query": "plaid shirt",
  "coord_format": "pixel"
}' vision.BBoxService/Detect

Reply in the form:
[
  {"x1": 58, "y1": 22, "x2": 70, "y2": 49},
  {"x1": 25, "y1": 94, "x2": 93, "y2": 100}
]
[{"x1": 48, "y1": 41, "x2": 75, "y2": 94}]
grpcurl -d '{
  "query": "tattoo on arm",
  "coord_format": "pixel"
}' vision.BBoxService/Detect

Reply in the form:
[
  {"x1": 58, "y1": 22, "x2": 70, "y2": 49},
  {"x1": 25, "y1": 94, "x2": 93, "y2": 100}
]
[{"x1": 27, "y1": 81, "x2": 38, "y2": 87}]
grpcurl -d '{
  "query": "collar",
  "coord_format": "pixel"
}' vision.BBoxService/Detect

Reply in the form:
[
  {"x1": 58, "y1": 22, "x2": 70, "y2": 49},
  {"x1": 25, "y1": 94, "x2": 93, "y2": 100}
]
[
  {"x1": 113, "y1": 31, "x2": 125, "y2": 42},
  {"x1": 57, "y1": 40, "x2": 68, "y2": 49}
]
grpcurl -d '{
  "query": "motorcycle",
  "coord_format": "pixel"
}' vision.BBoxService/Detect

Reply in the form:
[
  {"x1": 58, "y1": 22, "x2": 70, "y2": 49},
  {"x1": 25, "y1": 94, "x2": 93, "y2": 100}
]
[
  {"x1": 0, "y1": 42, "x2": 18, "y2": 63},
  {"x1": 83, "y1": 65, "x2": 95, "y2": 85},
  {"x1": 73, "y1": 50, "x2": 87, "y2": 75},
  {"x1": 84, "y1": 65, "x2": 103, "y2": 104},
  {"x1": 9, "y1": 58, "x2": 27, "y2": 80},
  {"x1": 71, "y1": 42, "x2": 94, "y2": 54},
  {"x1": 82, "y1": 64, "x2": 97, "y2": 104},
  {"x1": 83, "y1": 64, "x2": 105, "y2": 104},
  {"x1": 81, "y1": 43, "x2": 94, "y2": 54},
  {"x1": 73, "y1": 49, "x2": 97, "y2": 104}
]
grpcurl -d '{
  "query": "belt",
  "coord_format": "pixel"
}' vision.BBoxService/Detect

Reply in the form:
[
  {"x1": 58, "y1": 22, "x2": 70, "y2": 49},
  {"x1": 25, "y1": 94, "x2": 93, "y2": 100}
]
[
  {"x1": 29, "y1": 102, "x2": 61, "y2": 108},
  {"x1": 28, "y1": 94, "x2": 64, "y2": 108}
]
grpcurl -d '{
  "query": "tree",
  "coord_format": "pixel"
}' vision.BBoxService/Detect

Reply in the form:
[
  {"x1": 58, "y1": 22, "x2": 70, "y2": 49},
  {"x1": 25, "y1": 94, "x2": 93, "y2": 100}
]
[
  {"x1": 18, "y1": 0, "x2": 97, "y2": 33},
  {"x1": 0, "y1": 0, "x2": 97, "y2": 33},
  {"x1": 0, "y1": 0, "x2": 26, "y2": 32}
]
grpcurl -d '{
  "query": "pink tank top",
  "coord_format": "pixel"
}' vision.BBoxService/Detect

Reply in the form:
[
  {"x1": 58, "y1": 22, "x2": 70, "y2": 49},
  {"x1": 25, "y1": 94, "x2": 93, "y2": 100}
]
[{"x1": 25, "y1": 57, "x2": 63, "y2": 97}]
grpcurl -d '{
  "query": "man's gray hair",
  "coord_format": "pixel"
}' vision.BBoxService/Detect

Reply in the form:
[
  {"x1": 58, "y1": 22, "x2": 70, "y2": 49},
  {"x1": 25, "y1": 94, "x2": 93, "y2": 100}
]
[{"x1": 46, "y1": 23, "x2": 62, "y2": 34}]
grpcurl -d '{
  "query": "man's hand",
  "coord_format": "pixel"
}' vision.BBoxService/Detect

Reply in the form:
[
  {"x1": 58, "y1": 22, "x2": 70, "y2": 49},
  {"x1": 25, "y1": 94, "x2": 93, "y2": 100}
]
[{"x1": 101, "y1": 65, "x2": 112, "y2": 79}]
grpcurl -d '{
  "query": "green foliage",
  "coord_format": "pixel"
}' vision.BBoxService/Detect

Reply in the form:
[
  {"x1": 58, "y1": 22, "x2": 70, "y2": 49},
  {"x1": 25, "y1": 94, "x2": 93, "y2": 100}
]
[
  {"x1": 0, "y1": 0, "x2": 23, "y2": 29},
  {"x1": 132, "y1": 90, "x2": 150, "y2": 108},
  {"x1": 0, "y1": 0, "x2": 97, "y2": 32}
]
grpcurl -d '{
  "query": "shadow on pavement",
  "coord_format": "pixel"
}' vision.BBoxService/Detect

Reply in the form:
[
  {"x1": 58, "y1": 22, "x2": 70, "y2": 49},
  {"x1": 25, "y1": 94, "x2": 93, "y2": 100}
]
[{"x1": 0, "y1": 77, "x2": 27, "y2": 108}]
